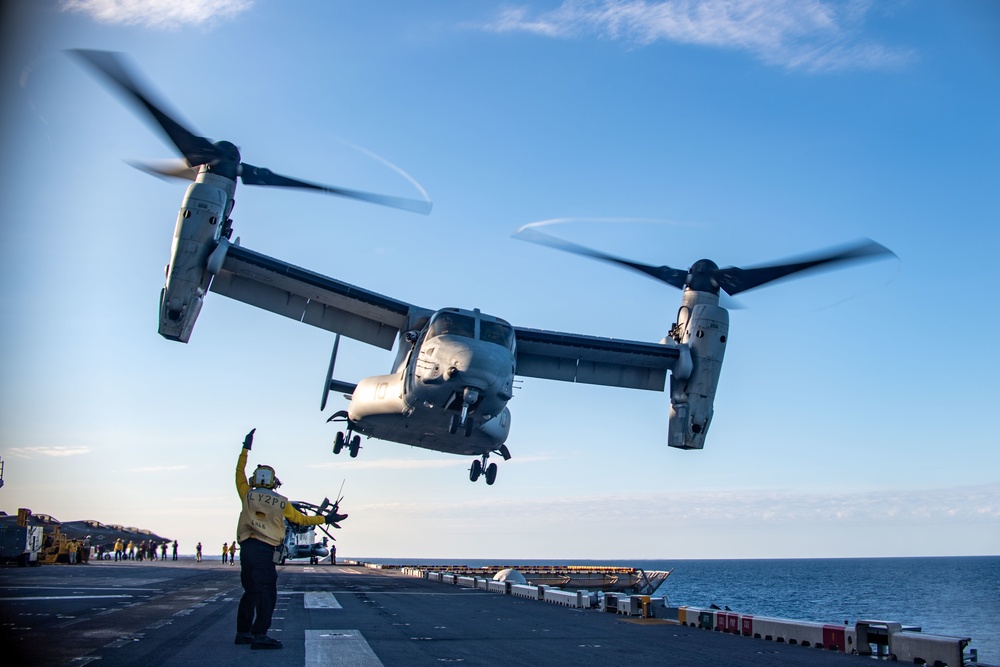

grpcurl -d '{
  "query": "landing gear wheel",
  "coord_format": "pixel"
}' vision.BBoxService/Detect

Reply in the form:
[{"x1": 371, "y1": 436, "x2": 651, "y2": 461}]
[
  {"x1": 449, "y1": 414, "x2": 459, "y2": 435},
  {"x1": 349, "y1": 435, "x2": 361, "y2": 458},
  {"x1": 464, "y1": 418, "x2": 475, "y2": 437},
  {"x1": 469, "y1": 458, "x2": 482, "y2": 482},
  {"x1": 484, "y1": 462, "x2": 498, "y2": 485},
  {"x1": 333, "y1": 431, "x2": 345, "y2": 454}
]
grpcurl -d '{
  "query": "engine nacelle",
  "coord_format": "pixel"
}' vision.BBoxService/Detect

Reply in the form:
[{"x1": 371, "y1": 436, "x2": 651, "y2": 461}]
[
  {"x1": 159, "y1": 177, "x2": 231, "y2": 343},
  {"x1": 668, "y1": 298, "x2": 729, "y2": 450},
  {"x1": 158, "y1": 287, "x2": 203, "y2": 344}
]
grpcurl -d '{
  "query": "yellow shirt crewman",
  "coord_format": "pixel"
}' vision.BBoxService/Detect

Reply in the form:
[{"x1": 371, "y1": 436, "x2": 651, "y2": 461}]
[{"x1": 233, "y1": 428, "x2": 347, "y2": 650}]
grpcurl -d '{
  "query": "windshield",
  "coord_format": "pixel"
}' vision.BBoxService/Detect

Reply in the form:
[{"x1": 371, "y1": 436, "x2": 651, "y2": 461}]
[
  {"x1": 427, "y1": 312, "x2": 475, "y2": 339},
  {"x1": 480, "y1": 319, "x2": 514, "y2": 350}
]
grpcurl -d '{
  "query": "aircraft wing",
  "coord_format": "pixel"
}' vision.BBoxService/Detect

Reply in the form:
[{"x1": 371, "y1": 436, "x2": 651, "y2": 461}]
[
  {"x1": 211, "y1": 244, "x2": 678, "y2": 390},
  {"x1": 513, "y1": 328, "x2": 681, "y2": 392},
  {"x1": 211, "y1": 244, "x2": 430, "y2": 350}
]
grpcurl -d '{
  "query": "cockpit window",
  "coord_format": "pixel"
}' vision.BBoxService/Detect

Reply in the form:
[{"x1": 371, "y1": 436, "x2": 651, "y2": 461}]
[
  {"x1": 427, "y1": 312, "x2": 476, "y2": 339},
  {"x1": 480, "y1": 320, "x2": 514, "y2": 350}
]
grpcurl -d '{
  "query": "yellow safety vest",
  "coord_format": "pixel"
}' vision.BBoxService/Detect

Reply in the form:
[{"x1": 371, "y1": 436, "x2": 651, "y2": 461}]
[{"x1": 235, "y1": 449, "x2": 324, "y2": 547}]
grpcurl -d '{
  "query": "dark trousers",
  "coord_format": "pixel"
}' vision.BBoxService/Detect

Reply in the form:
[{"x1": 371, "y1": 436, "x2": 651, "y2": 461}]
[{"x1": 236, "y1": 538, "x2": 278, "y2": 635}]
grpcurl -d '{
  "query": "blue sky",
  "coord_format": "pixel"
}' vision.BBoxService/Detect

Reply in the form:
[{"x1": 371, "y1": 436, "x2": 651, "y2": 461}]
[{"x1": 0, "y1": 0, "x2": 997, "y2": 560}]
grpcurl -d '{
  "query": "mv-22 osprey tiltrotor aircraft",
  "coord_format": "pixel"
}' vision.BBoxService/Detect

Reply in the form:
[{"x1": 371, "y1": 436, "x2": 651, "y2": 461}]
[
  {"x1": 279, "y1": 496, "x2": 343, "y2": 565},
  {"x1": 73, "y1": 51, "x2": 894, "y2": 486}
]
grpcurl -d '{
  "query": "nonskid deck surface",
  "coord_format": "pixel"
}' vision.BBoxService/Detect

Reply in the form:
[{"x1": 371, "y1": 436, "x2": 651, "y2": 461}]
[{"x1": 0, "y1": 560, "x2": 884, "y2": 666}]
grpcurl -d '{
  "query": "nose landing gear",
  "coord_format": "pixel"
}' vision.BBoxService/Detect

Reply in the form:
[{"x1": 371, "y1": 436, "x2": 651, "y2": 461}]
[
  {"x1": 469, "y1": 454, "x2": 498, "y2": 485},
  {"x1": 448, "y1": 387, "x2": 480, "y2": 437},
  {"x1": 449, "y1": 413, "x2": 475, "y2": 437}
]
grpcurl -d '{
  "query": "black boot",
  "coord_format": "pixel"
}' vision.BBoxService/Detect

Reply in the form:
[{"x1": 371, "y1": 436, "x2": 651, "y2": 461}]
[
  {"x1": 251, "y1": 634, "x2": 283, "y2": 650},
  {"x1": 234, "y1": 632, "x2": 253, "y2": 645}
]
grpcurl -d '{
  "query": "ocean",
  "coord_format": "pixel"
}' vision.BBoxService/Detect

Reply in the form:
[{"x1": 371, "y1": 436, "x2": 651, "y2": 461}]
[{"x1": 365, "y1": 555, "x2": 1000, "y2": 663}]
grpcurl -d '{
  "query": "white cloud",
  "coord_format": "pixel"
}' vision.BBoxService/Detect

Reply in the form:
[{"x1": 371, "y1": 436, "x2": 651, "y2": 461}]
[
  {"x1": 336, "y1": 483, "x2": 998, "y2": 559},
  {"x1": 129, "y1": 465, "x2": 187, "y2": 472},
  {"x1": 61, "y1": 0, "x2": 254, "y2": 28},
  {"x1": 478, "y1": 0, "x2": 916, "y2": 73},
  {"x1": 6, "y1": 446, "x2": 91, "y2": 458},
  {"x1": 351, "y1": 483, "x2": 1000, "y2": 524}
]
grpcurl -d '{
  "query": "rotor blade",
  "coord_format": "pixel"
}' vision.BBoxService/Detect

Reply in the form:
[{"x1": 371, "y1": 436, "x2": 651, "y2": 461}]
[
  {"x1": 126, "y1": 158, "x2": 199, "y2": 182},
  {"x1": 715, "y1": 239, "x2": 896, "y2": 296},
  {"x1": 240, "y1": 164, "x2": 432, "y2": 215},
  {"x1": 69, "y1": 49, "x2": 219, "y2": 166},
  {"x1": 513, "y1": 225, "x2": 689, "y2": 290}
]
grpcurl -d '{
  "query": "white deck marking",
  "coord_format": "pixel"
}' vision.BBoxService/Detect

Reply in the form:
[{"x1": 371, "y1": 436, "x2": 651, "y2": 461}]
[
  {"x1": 304, "y1": 592, "x2": 342, "y2": 609},
  {"x1": 0, "y1": 594, "x2": 133, "y2": 601},
  {"x1": 306, "y1": 629, "x2": 382, "y2": 666},
  {"x1": 0, "y1": 586, "x2": 160, "y2": 591}
]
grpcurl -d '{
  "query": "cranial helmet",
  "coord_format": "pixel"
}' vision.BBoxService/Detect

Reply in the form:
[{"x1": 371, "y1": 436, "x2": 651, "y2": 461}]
[{"x1": 252, "y1": 465, "x2": 282, "y2": 490}]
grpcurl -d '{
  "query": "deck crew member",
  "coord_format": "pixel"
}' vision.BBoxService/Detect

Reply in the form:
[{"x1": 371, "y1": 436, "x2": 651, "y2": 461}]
[{"x1": 234, "y1": 428, "x2": 347, "y2": 650}]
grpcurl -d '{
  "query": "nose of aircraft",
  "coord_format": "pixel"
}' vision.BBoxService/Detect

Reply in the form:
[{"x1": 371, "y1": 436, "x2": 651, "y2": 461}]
[{"x1": 444, "y1": 345, "x2": 499, "y2": 390}]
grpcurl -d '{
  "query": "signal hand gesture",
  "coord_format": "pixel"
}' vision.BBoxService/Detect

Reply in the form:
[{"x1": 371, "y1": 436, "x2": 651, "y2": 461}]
[
  {"x1": 324, "y1": 509, "x2": 348, "y2": 527},
  {"x1": 243, "y1": 428, "x2": 256, "y2": 451}
]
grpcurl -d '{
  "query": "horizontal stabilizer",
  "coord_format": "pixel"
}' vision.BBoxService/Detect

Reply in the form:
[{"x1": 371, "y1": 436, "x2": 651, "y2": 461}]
[{"x1": 329, "y1": 379, "x2": 357, "y2": 396}]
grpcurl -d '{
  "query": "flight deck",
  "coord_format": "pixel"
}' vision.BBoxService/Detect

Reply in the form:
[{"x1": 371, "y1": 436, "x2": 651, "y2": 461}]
[{"x1": 0, "y1": 559, "x2": 985, "y2": 667}]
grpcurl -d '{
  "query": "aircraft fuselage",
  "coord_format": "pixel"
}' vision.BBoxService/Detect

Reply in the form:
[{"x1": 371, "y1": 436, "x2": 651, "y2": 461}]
[{"x1": 344, "y1": 307, "x2": 515, "y2": 456}]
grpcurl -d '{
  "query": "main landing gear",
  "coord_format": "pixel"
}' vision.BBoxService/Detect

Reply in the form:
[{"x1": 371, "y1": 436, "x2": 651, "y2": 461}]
[
  {"x1": 333, "y1": 431, "x2": 361, "y2": 458},
  {"x1": 469, "y1": 455, "x2": 498, "y2": 485},
  {"x1": 468, "y1": 445, "x2": 510, "y2": 486},
  {"x1": 327, "y1": 410, "x2": 361, "y2": 458}
]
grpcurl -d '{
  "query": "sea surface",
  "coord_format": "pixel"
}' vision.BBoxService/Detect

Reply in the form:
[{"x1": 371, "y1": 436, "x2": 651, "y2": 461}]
[{"x1": 364, "y1": 555, "x2": 1000, "y2": 663}]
